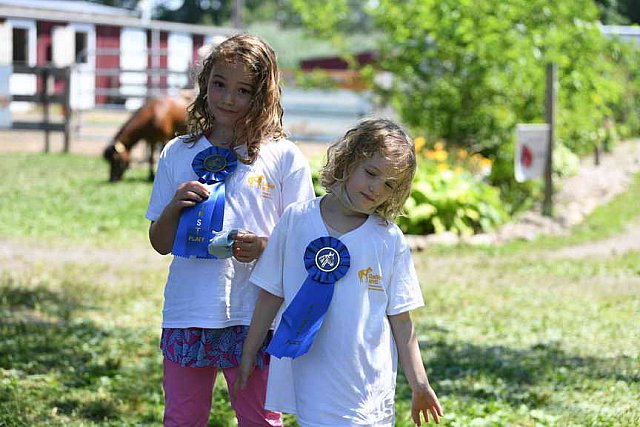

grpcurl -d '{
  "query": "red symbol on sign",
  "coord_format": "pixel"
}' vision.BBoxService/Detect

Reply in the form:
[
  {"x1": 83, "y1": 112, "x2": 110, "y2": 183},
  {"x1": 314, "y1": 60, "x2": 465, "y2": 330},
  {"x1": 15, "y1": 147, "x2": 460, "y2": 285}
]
[{"x1": 520, "y1": 145, "x2": 533, "y2": 168}]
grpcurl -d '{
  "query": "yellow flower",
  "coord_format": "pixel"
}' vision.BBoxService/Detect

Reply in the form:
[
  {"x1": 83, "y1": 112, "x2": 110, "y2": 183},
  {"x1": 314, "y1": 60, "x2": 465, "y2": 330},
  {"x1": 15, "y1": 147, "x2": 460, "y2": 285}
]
[
  {"x1": 437, "y1": 163, "x2": 449, "y2": 171},
  {"x1": 433, "y1": 150, "x2": 448, "y2": 162},
  {"x1": 425, "y1": 151, "x2": 436, "y2": 160},
  {"x1": 457, "y1": 149, "x2": 468, "y2": 159},
  {"x1": 414, "y1": 136, "x2": 427, "y2": 152},
  {"x1": 434, "y1": 141, "x2": 445, "y2": 151}
]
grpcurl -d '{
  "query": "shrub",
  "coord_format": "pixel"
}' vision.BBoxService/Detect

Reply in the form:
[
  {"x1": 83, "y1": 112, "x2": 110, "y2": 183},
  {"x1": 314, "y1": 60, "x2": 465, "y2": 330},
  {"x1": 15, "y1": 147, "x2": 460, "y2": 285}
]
[
  {"x1": 398, "y1": 142, "x2": 508, "y2": 235},
  {"x1": 309, "y1": 141, "x2": 507, "y2": 236}
]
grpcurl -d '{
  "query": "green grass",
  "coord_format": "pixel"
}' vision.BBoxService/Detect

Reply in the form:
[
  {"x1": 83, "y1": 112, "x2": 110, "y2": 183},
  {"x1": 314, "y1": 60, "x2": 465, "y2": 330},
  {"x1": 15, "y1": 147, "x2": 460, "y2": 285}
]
[
  {"x1": 1, "y1": 153, "x2": 639, "y2": 426},
  {"x1": 0, "y1": 153, "x2": 152, "y2": 246}
]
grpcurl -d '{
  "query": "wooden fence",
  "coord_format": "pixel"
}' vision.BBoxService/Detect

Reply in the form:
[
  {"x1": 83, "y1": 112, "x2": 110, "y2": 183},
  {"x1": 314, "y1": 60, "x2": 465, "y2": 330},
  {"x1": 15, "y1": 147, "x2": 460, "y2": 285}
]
[{"x1": 8, "y1": 65, "x2": 71, "y2": 153}]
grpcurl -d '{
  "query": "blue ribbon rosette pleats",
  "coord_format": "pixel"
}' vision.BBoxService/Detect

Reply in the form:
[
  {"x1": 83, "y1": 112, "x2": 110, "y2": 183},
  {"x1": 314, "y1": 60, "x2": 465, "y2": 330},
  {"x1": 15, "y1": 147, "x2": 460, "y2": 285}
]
[
  {"x1": 172, "y1": 145, "x2": 237, "y2": 259},
  {"x1": 267, "y1": 236, "x2": 350, "y2": 359}
]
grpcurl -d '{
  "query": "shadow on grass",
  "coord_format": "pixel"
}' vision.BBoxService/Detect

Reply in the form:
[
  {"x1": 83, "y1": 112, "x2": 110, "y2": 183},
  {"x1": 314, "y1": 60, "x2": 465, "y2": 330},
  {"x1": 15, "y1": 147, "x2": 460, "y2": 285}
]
[
  {"x1": 396, "y1": 338, "x2": 638, "y2": 409},
  {"x1": 0, "y1": 283, "x2": 162, "y2": 423},
  {"x1": 0, "y1": 283, "x2": 78, "y2": 321},
  {"x1": 94, "y1": 175, "x2": 153, "y2": 186}
]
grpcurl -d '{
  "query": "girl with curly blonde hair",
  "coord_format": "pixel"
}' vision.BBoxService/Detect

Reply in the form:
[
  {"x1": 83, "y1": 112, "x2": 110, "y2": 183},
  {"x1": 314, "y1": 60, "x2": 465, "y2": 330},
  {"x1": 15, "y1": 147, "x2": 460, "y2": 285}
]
[{"x1": 238, "y1": 118, "x2": 443, "y2": 426}]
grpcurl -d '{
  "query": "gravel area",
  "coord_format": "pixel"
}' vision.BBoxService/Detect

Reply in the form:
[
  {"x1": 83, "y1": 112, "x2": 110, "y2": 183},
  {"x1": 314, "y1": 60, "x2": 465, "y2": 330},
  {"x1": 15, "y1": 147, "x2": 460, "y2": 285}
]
[{"x1": 408, "y1": 139, "x2": 640, "y2": 256}]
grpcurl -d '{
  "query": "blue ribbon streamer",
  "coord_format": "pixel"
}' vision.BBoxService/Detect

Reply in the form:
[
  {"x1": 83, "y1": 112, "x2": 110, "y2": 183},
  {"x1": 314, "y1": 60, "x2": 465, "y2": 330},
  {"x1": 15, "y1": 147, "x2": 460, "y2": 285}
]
[
  {"x1": 172, "y1": 145, "x2": 237, "y2": 259},
  {"x1": 267, "y1": 236, "x2": 350, "y2": 359}
]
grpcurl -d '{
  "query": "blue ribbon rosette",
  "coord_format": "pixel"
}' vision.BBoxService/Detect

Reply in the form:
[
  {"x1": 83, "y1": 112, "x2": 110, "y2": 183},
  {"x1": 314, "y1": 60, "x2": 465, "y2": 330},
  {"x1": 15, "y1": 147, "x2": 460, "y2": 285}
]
[
  {"x1": 172, "y1": 145, "x2": 238, "y2": 258},
  {"x1": 267, "y1": 236, "x2": 350, "y2": 359}
]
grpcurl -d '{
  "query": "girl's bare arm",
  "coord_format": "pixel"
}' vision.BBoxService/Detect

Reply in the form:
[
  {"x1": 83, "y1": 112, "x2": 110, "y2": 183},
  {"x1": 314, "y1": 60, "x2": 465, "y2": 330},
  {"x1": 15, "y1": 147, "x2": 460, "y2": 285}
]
[
  {"x1": 234, "y1": 289, "x2": 284, "y2": 390},
  {"x1": 389, "y1": 311, "x2": 443, "y2": 425}
]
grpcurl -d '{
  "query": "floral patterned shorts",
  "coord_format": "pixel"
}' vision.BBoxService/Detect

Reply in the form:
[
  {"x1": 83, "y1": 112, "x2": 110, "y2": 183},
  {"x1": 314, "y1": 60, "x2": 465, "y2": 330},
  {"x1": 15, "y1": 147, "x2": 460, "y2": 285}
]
[{"x1": 160, "y1": 326, "x2": 272, "y2": 369}]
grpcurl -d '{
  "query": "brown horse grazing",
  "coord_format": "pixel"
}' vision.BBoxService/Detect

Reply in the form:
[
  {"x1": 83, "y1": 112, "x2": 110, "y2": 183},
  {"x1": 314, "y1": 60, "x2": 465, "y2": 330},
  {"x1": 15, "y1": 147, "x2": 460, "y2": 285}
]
[{"x1": 103, "y1": 96, "x2": 189, "y2": 182}]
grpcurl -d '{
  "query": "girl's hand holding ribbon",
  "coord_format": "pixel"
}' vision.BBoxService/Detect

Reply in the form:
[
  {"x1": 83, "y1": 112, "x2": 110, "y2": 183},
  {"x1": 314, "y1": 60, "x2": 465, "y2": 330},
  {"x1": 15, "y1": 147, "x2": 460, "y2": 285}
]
[
  {"x1": 232, "y1": 231, "x2": 267, "y2": 263},
  {"x1": 170, "y1": 181, "x2": 210, "y2": 212}
]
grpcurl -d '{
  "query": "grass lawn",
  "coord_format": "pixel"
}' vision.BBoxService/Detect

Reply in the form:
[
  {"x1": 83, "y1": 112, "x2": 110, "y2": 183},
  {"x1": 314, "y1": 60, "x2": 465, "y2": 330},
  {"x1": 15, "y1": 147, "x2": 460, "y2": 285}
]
[{"x1": 1, "y1": 153, "x2": 638, "y2": 426}]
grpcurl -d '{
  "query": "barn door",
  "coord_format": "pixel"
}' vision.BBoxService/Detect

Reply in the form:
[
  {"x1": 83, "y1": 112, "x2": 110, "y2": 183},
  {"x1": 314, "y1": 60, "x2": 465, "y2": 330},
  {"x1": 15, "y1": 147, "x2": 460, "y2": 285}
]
[
  {"x1": 55, "y1": 23, "x2": 96, "y2": 110},
  {"x1": 168, "y1": 32, "x2": 192, "y2": 96},
  {"x1": 6, "y1": 19, "x2": 37, "y2": 112},
  {"x1": 120, "y1": 28, "x2": 147, "y2": 109}
]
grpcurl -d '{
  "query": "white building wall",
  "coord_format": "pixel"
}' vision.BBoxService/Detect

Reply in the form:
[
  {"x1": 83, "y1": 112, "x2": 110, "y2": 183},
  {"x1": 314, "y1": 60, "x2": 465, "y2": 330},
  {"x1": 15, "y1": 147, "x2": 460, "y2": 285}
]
[{"x1": 6, "y1": 18, "x2": 36, "y2": 112}]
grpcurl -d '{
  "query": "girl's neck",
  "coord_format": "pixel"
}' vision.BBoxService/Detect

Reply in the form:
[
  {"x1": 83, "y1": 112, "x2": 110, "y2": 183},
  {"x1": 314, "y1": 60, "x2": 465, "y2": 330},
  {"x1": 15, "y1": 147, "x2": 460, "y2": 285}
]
[
  {"x1": 320, "y1": 193, "x2": 368, "y2": 234},
  {"x1": 206, "y1": 126, "x2": 234, "y2": 148}
]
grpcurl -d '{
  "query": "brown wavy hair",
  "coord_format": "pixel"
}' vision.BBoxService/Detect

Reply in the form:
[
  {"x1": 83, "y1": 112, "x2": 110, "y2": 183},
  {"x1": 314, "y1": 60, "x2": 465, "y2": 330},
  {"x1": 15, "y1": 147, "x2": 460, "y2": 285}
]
[
  {"x1": 320, "y1": 118, "x2": 416, "y2": 221},
  {"x1": 185, "y1": 33, "x2": 284, "y2": 163}
]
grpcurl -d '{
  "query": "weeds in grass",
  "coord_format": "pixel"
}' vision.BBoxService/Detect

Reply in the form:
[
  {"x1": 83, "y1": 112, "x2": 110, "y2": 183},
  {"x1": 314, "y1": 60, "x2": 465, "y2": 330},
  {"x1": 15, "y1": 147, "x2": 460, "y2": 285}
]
[{"x1": 1, "y1": 154, "x2": 639, "y2": 426}]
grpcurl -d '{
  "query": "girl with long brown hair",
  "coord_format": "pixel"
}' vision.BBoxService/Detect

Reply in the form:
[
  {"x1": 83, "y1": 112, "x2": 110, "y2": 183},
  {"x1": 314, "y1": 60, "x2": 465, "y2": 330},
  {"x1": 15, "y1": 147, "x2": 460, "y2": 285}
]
[{"x1": 146, "y1": 34, "x2": 314, "y2": 426}]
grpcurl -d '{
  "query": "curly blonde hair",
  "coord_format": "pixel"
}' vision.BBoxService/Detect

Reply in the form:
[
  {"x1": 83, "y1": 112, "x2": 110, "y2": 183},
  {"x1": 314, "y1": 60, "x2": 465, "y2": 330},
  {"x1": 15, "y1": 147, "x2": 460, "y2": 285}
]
[
  {"x1": 185, "y1": 33, "x2": 284, "y2": 163},
  {"x1": 320, "y1": 118, "x2": 416, "y2": 221}
]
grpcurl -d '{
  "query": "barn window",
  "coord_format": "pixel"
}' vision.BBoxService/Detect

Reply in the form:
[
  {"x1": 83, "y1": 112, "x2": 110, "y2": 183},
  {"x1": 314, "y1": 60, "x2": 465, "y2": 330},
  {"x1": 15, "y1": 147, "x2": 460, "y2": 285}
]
[
  {"x1": 12, "y1": 27, "x2": 28, "y2": 65},
  {"x1": 75, "y1": 31, "x2": 88, "y2": 64}
]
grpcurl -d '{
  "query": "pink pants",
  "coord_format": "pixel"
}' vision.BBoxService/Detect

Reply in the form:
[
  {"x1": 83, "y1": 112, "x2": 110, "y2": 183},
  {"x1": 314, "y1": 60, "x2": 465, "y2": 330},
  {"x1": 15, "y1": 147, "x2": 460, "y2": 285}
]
[{"x1": 163, "y1": 359, "x2": 283, "y2": 427}]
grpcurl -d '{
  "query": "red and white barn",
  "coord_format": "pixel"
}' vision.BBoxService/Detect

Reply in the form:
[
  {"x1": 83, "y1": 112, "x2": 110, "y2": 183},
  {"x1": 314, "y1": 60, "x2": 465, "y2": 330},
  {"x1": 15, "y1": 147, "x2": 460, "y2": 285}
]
[{"x1": 0, "y1": 0, "x2": 234, "y2": 110}]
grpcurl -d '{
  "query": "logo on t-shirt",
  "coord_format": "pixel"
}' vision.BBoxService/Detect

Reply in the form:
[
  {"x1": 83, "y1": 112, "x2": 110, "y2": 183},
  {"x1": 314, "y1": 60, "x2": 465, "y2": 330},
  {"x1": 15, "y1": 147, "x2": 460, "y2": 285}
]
[
  {"x1": 247, "y1": 174, "x2": 275, "y2": 199},
  {"x1": 358, "y1": 267, "x2": 384, "y2": 291}
]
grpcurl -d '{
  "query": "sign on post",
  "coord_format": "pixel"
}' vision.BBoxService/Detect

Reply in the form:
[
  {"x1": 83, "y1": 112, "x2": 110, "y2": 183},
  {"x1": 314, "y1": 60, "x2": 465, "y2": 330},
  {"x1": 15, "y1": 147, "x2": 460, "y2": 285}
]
[{"x1": 514, "y1": 123, "x2": 550, "y2": 182}]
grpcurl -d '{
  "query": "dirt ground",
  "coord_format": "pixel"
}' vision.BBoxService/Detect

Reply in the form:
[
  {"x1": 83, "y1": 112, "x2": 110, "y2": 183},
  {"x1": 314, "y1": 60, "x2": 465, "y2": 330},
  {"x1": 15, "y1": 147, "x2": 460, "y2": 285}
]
[{"x1": 0, "y1": 109, "x2": 328, "y2": 161}]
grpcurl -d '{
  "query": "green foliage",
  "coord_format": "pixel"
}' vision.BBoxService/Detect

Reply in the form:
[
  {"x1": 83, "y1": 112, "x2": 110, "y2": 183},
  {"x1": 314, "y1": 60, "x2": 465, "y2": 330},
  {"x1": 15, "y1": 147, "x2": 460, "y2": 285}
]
[
  {"x1": 293, "y1": 68, "x2": 339, "y2": 90},
  {"x1": 603, "y1": 38, "x2": 640, "y2": 139},
  {"x1": 407, "y1": 141, "x2": 507, "y2": 236},
  {"x1": 292, "y1": 0, "x2": 640, "y2": 211},
  {"x1": 398, "y1": 163, "x2": 507, "y2": 236},
  {"x1": 367, "y1": 0, "x2": 622, "y2": 155},
  {"x1": 247, "y1": 22, "x2": 379, "y2": 70},
  {"x1": 290, "y1": 0, "x2": 376, "y2": 42},
  {"x1": 594, "y1": 0, "x2": 640, "y2": 24},
  {"x1": 309, "y1": 158, "x2": 327, "y2": 198},
  {"x1": 309, "y1": 146, "x2": 507, "y2": 236},
  {"x1": 552, "y1": 141, "x2": 580, "y2": 178}
]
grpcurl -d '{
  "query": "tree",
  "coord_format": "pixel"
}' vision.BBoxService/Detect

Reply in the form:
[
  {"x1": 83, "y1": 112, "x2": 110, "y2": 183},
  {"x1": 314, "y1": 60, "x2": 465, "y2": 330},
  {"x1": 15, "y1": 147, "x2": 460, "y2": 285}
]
[
  {"x1": 617, "y1": 0, "x2": 640, "y2": 24},
  {"x1": 86, "y1": 0, "x2": 140, "y2": 9},
  {"x1": 87, "y1": 0, "x2": 301, "y2": 26},
  {"x1": 293, "y1": 0, "x2": 627, "y2": 156},
  {"x1": 594, "y1": 0, "x2": 640, "y2": 24},
  {"x1": 153, "y1": 0, "x2": 233, "y2": 25}
]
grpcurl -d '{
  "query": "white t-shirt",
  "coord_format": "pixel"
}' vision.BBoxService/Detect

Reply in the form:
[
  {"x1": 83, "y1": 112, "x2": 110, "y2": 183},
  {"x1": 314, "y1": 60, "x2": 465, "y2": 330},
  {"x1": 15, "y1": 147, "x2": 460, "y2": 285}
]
[
  {"x1": 251, "y1": 197, "x2": 424, "y2": 427},
  {"x1": 146, "y1": 135, "x2": 314, "y2": 329}
]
